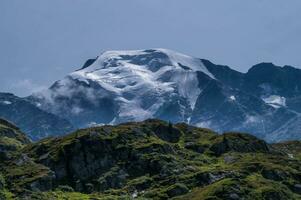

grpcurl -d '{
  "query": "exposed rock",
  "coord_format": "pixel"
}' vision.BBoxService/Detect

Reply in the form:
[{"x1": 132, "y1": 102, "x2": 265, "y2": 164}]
[
  {"x1": 210, "y1": 133, "x2": 270, "y2": 156},
  {"x1": 229, "y1": 193, "x2": 240, "y2": 200},
  {"x1": 194, "y1": 171, "x2": 233, "y2": 186},
  {"x1": 153, "y1": 122, "x2": 182, "y2": 143},
  {"x1": 262, "y1": 190, "x2": 288, "y2": 200},
  {"x1": 29, "y1": 171, "x2": 55, "y2": 192},
  {"x1": 224, "y1": 155, "x2": 239, "y2": 164},
  {"x1": 166, "y1": 183, "x2": 189, "y2": 198},
  {"x1": 184, "y1": 142, "x2": 205, "y2": 153},
  {"x1": 15, "y1": 154, "x2": 32, "y2": 166},
  {"x1": 261, "y1": 169, "x2": 288, "y2": 181}
]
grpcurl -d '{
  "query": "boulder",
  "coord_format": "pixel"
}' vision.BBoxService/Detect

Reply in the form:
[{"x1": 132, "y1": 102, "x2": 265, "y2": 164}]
[
  {"x1": 261, "y1": 169, "x2": 287, "y2": 181},
  {"x1": 166, "y1": 183, "x2": 189, "y2": 197}
]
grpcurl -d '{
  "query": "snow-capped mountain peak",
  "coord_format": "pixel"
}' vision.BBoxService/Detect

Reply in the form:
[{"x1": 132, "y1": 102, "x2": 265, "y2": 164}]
[
  {"x1": 68, "y1": 49, "x2": 216, "y2": 119},
  {"x1": 75, "y1": 48, "x2": 215, "y2": 77}
]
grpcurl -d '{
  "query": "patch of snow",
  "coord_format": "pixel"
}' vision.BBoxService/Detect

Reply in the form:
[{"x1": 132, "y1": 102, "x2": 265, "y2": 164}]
[
  {"x1": 187, "y1": 117, "x2": 191, "y2": 124},
  {"x1": 262, "y1": 95, "x2": 286, "y2": 108},
  {"x1": 196, "y1": 121, "x2": 212, "y2": 128},
  {"x1": 87, "y1": 122, "x2": 105, "y2": 127},
  {"x1": 155, "y1": 48, "x2": 215, "y2": 79},
  {"x1": 244, "y1": 115, "x2": 259, "y2": 124},
  {"x1": 132, "y1": 190, "x2": 138, "y2": 198},
  {"x1": 1, "y1": 101, "x2": 12, "y2": 105},
  {"x1": 170, "y1": 69, "x2": 201, "y2": 110},
  {"x1": 109, "y1": 117, "x2": 117, "y2": 125},
  {"x1": 229, "y1": 95, "x2": 236, "y2": 101}
]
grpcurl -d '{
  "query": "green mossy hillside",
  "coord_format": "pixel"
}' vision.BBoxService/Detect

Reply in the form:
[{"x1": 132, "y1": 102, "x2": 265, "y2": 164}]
[
  {"x1": 0, "y1": 119, "x2": 300, "y2": 199},
  {"x1": 0, "y1": 118, "x2": 30, "y2": 150}
]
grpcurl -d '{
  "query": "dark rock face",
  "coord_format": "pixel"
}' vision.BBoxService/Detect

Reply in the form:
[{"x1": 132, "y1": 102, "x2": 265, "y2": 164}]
[
  {"x1": 78, "y1": 57, "x2": 97, "y2": 70},
  {"x1": 201, "y1": 59, "x2": 244, "y2": 89},
  {"x1": 184, "y1": 142, "x2": 205, "y2": 153},
  {"x1": 209, "y1": 133, "x2": 270, "y2": 156},
  {"x1": 261, "y1": 169, "x2": 288, "y2": 181},
  {"x1": 153, "y1": 122, "x2": 182, "y2": 143},
  {"x1": 194, "y1": 171, "x2": 234, "y2": 186},
  {"x1": 28, "y1": 171, "x2": 55, "y2": 192},
  {"x1": 244, "y1": 63, "x2": 301, "y2": 97}
]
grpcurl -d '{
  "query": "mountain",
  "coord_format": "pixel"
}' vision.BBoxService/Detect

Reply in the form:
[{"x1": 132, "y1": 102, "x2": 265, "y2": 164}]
[
  {"x1": 26, "y1": 48, "x2": 301, "y2": 142},
  {"x1": 204, "y1": 61, "x2": 301, "y2": 142},
  {"x1": 0, "y1": 93, "x2": 74, "y2": 140},
  {"x1": 28, "y1": 49, "x2": 217, "y2": 126},
  {"x1": 1, "y1": 119, "x2": 301, "y2": 199}
]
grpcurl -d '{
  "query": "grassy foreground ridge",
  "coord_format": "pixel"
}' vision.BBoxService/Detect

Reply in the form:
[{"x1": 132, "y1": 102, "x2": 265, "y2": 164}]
[{"x1": 0, "y1": 118, "x2": 301, "y2": 200}]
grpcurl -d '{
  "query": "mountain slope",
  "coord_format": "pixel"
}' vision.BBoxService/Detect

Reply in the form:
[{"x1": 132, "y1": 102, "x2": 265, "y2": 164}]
[
  {"x1": 0, "y1": 93, "x2": 74, "y2": 140},
  {"x1": 1, "y1": 119, "x2": 301, "y2": 199},
  {"x1": 28, "y1": 49, "x2": 301, "y2": 142}
]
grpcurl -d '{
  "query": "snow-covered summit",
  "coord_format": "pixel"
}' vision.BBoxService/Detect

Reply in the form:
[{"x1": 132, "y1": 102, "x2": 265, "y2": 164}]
[
  {"x1": 68, "y1": 49, "x2": 216, "y2": 118},
  {"x1": 73, "y1": 48, "x2": 215, "y2": 78}
]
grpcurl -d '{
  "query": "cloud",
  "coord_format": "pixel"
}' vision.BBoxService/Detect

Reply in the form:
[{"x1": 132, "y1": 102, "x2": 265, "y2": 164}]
[{"x1": 10, "y1": 79, "x2": 47, "y2": 96}]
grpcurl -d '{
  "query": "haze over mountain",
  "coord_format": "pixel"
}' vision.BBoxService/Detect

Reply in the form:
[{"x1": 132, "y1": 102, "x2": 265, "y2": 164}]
[
  {"x1": 0, "y1": 93, "x2": 74, "y2": 140},
  {"x1": 8, "y1": 48, "x2": 297, "y2": 142}
]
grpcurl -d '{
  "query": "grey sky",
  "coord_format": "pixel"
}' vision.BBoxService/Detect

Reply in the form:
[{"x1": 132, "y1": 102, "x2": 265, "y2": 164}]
[{"x1": 1, "y1": 0, "x2": 301, "y2": 96}]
